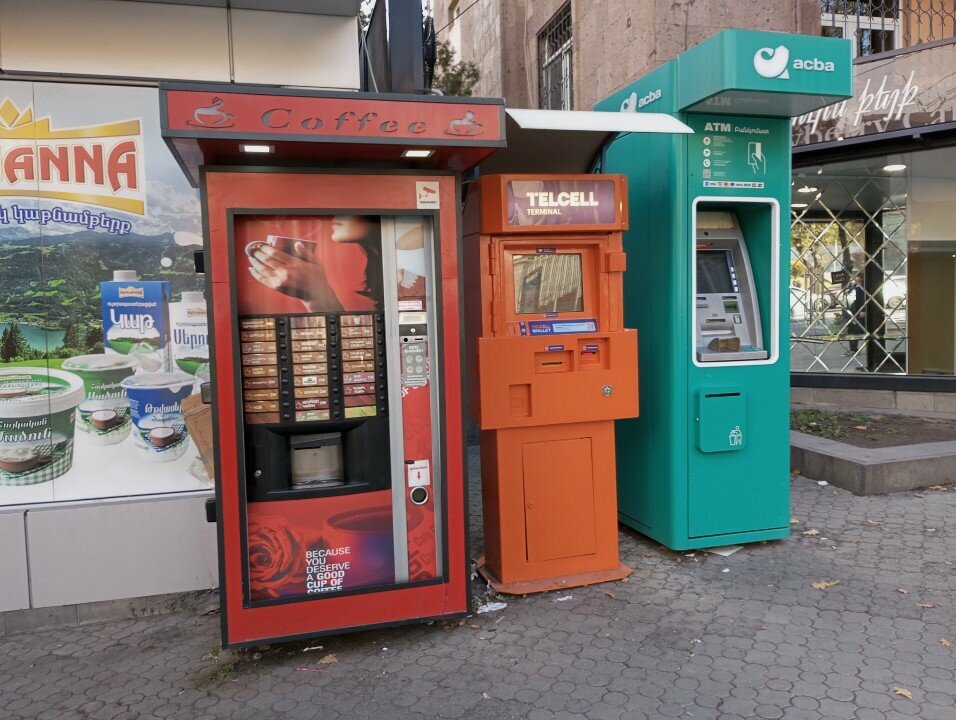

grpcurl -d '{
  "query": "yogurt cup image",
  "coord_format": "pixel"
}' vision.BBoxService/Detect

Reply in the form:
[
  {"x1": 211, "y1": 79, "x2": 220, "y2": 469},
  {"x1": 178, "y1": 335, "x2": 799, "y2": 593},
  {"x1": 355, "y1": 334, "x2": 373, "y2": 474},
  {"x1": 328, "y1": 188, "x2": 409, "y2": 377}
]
[
  {"x1": 61, "y1": 354, "x2": 139, "y2": 446},
  {"x1": 121, "y1": 372, "x2": 195, "y2": 462},
  {"x1": 0, "y1": 367, "x2": 84, "y2": 486}
]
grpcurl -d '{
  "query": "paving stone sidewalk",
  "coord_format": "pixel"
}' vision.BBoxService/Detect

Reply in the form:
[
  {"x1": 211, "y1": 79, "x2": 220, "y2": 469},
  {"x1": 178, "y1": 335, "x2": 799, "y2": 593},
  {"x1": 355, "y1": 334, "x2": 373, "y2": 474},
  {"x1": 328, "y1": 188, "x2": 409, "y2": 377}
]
[{"x1": 1, "y1": 456, "x2": 953, "y2": 720}]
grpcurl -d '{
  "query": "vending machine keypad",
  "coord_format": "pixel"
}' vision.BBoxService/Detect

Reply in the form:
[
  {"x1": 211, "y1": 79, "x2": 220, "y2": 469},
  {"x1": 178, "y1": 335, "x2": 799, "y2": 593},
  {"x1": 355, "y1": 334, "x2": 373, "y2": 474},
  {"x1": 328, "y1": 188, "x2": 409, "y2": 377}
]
[{"x1": 238, "y1": 312, "x2": 388, "y2": 426}]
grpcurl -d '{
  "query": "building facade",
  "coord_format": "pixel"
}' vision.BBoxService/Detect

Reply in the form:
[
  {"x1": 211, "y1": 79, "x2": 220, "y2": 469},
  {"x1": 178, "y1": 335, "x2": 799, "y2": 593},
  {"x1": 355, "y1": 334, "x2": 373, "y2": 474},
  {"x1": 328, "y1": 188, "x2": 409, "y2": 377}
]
[
  {"x1": 438, "y1": 0, "x2": 955, "y2": 401},
  {"x1": 435, "y1": 0, "x2": 822, "y2": 110},
  {"x1": 790, "y1": 2, "x2": 956, "y2": 407},
  {"x1": 0, "y1": 0, "x2": 362, "y2": 618}
]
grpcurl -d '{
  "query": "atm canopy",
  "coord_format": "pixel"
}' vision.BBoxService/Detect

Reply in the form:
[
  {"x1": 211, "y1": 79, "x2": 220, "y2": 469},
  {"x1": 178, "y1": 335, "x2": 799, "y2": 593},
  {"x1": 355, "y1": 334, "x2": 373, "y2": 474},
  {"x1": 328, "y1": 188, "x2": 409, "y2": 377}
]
[
  {"x1": 476, "y1": 108, "x2": 692, "y2": 175},
  {"x1": 675, "y1": 29, "x2": 853, "y2": 117},
  {"x1": 160, "y1": 83, "x2": 507, "y2": 186}
]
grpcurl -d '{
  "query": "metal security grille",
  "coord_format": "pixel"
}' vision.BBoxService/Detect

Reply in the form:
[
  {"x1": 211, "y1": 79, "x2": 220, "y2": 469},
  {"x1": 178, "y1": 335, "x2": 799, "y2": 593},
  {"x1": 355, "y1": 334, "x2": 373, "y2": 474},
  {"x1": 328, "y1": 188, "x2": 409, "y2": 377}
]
[
  {"x1": 821, "y1": 1, "x2": 956, "y2": 57},
  {"x1": 790, "y1": 170, "x2": 908, "y2": 374},
  {"x1": 538, "y1": 3, "x2": 573, "y2": 110}
]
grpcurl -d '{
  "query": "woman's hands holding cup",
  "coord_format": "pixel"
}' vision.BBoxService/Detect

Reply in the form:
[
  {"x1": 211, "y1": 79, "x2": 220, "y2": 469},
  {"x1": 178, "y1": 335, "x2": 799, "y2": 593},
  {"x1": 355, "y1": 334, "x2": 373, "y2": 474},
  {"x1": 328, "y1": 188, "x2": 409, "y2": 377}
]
[{"x1": 246, "y1": 240, "x2": 343, "y2": 312}]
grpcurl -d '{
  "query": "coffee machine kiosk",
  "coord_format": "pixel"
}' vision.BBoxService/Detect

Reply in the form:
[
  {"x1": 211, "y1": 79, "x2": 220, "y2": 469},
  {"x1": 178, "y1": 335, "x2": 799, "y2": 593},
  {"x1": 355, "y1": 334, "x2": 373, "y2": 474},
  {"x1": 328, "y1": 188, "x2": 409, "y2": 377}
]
[
  {"x1": 463, "y1": 174, "x2": 638, "y2": 593},
  {"x1": 161, "y1": 84, "x2": 504, "y2": 646}
]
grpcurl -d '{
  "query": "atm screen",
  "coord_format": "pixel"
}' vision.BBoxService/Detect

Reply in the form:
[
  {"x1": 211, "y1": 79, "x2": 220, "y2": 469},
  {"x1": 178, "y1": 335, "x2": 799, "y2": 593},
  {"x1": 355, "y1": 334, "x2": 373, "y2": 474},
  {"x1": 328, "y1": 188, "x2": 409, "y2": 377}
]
[
  {"x1": 697, "y1": 250, "x2": 737, "y2": 294},
  {"x1": 513, "y1": 253, "x2": 584, "y2": 314}
]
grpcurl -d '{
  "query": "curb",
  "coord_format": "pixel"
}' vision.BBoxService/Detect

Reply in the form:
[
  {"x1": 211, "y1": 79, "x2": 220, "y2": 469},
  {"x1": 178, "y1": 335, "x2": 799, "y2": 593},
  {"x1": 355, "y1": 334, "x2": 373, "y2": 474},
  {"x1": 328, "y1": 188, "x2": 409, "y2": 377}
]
[{"x1": 790, "y1": 430, "x2": 956, "y2": 495}]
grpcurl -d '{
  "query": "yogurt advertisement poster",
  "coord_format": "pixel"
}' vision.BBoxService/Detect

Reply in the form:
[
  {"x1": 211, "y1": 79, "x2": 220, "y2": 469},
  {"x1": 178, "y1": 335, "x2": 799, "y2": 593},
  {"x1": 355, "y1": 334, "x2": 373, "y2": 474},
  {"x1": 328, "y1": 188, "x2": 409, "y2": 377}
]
[{"x1": 0, "y1": 80, "x2": 208, "y2": 505}]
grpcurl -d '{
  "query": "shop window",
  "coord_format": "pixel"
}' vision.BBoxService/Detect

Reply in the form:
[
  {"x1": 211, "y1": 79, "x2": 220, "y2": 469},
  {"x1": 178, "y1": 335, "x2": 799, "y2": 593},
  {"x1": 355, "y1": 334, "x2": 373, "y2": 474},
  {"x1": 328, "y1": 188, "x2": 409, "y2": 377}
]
[
  {"x1": 790, "y1": 148, "x2": 956, "y2": 377},
  {"x1": 538, "y1": 3, "x2": 573, "y2": 110}
]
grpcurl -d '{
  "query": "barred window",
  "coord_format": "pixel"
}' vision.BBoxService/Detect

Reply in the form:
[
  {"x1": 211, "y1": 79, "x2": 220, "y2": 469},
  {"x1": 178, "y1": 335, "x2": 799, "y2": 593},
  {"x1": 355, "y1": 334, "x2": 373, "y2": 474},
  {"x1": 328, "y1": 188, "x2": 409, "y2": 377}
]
[
  {"x1": 538, "y1": 3, "x2": 573, "y2": 110},
  {"x1": 818, "y1": 1, "x2": 956, "y2": 58}
]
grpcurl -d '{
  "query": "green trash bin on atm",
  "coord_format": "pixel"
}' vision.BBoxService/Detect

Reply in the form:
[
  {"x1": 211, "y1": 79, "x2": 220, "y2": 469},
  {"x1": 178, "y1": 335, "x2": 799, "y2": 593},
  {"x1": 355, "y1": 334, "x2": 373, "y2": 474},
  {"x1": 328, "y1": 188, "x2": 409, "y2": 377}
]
[{"x1": 595, "y1": 30, "x2": 853, "y2": 550}]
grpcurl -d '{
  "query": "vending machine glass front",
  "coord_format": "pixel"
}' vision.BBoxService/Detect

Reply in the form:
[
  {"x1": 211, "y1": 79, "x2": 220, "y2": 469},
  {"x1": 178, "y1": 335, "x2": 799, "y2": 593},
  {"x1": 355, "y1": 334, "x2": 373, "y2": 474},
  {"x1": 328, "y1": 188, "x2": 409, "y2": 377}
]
[{"x1": 233, "y1": 214, "x2": 443, "y2": 604}]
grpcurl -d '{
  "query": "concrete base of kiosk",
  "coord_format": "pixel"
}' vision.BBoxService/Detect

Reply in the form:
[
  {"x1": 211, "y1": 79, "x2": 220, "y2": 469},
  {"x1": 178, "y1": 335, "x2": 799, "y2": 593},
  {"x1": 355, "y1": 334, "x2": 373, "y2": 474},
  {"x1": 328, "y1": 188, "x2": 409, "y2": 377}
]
[{"x1": 476, "y1": 556, "x2": 632, "y2": 596}]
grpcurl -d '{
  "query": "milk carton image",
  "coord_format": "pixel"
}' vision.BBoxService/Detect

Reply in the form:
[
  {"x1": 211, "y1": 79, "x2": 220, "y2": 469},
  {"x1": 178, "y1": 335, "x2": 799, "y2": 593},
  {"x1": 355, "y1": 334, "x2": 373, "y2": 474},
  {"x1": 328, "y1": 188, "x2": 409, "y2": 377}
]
[
  {"x1": 169, "y1": 291, "x2": 209, "y2": 377},
  {"x1": 101, "y1": 270, "x2": 171, "y2": 372}
]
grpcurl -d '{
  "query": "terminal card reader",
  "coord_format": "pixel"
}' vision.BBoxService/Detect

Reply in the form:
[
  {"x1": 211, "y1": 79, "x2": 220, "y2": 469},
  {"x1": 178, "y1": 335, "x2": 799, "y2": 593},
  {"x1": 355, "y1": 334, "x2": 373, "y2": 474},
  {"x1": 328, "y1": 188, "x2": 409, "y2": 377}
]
[{"x1": 694, "y1": 211, "x2": 767, "y2": 363}]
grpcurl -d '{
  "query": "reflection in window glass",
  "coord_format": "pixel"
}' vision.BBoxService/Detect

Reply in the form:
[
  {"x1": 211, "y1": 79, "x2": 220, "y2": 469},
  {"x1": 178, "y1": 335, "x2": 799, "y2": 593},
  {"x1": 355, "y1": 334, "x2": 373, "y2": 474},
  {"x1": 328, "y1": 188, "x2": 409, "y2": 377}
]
[
  {"x1": 790, "y1": 146, "x2": 955, "y2": 377},
  {"x1": 513, "y1": 253, "x2": 583, "y2": 314}
]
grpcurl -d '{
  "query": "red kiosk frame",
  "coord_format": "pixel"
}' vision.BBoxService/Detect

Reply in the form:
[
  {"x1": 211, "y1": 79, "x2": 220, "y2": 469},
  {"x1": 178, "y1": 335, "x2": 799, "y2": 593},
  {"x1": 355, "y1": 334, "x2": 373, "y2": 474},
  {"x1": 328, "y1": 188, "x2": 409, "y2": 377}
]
[{"x1": 160, "y1": 84, "x2": 504, "y2": 647}]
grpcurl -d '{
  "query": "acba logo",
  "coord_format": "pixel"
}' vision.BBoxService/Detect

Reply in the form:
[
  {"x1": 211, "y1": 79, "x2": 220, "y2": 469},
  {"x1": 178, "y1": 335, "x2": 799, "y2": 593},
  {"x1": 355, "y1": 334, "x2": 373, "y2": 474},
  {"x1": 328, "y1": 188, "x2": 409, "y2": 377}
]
[
  {"x1": 753, "y1": 45, "x2": 836, "y2": 80},
  {"x1": 753, "y1": 46, "x2": 791, "y2": 79}
]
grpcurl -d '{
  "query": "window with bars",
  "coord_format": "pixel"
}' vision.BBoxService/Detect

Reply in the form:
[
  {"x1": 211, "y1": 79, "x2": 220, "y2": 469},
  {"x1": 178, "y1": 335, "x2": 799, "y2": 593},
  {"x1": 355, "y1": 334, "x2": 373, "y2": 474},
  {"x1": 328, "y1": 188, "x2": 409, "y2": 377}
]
[
  {"x1": 821, "y1": 1, "x2": 956, "y2": 58},
  {"x1": 790, "y1": 149, "x2": 956, "y2": 377},
  {"x1": 538, "y1": 3, "x2": 573, "y2": 110}
]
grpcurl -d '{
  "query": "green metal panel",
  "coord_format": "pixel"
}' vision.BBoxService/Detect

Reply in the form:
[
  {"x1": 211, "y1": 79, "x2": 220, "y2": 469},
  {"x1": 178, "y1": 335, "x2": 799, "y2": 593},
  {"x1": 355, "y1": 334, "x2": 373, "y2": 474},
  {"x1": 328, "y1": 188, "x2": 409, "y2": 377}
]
[
  {"x1": 595, "y1": 29, "x2": 852, "y2": 550},
  {"x1": 697, "y1": 388, "x2": 745, "y2": 453},
  {"x1": 677, "y1": 29, "x2": 853, "y2": 117}
]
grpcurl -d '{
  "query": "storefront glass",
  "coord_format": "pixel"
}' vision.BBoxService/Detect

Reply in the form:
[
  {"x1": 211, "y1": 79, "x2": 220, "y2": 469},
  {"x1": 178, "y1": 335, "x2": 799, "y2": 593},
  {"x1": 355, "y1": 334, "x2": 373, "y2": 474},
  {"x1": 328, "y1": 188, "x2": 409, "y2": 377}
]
[
  {"x1": 0, "y1": 80, "x2": 209, "y2": 506},
  {"x1": 790, "y1": 146, "x2": 956, "y2": 376}
]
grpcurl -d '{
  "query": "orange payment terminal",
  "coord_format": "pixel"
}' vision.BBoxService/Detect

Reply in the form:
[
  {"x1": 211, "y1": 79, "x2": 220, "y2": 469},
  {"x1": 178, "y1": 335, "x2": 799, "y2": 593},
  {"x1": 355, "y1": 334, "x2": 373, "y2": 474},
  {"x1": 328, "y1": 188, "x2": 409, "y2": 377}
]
[{"x1": 463, "y1": 174, "x2": 638, "y2": 593}]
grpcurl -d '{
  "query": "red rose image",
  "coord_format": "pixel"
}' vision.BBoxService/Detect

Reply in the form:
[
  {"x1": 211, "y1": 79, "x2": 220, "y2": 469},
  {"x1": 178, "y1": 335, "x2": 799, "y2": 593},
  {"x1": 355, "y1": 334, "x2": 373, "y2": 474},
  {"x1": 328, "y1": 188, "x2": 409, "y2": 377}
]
[{"x1": 248, "y1": 516, "x2": 316, "y2": 600}]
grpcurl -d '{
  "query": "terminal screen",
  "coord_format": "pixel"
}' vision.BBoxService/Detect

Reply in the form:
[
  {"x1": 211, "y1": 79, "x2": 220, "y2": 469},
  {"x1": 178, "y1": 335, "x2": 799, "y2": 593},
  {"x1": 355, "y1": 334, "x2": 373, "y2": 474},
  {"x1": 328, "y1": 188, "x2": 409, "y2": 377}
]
[
  {"x1": 697, "y1": 250, "x2": 736, "y2": 294},
  {"x1": 513, "y1": 253, "x2": 584, "y2": 314}
]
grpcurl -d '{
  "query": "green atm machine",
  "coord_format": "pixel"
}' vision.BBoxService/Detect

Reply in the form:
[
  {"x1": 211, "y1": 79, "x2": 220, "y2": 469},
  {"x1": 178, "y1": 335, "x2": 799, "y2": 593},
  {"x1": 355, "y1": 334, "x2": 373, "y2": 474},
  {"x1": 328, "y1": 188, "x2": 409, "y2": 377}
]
[{"x1": 595, "y1": 30, "x2": 852, "y2": 550}]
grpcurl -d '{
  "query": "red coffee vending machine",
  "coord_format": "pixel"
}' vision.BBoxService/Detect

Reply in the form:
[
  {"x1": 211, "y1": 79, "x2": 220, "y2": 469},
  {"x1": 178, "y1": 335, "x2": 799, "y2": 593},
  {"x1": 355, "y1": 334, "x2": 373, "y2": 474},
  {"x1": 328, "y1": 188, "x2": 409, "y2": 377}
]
[{"x1": 160, "y1": 84, "x2": 504, "y2": 646}]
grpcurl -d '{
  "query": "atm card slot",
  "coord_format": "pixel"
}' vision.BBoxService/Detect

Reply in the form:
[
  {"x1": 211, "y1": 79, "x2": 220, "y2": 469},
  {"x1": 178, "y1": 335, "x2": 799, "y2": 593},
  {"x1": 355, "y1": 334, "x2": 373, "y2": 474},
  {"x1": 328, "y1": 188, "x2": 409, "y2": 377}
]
[{"x1": 534, "y1": 350, "x2": 572, "y2": 373}]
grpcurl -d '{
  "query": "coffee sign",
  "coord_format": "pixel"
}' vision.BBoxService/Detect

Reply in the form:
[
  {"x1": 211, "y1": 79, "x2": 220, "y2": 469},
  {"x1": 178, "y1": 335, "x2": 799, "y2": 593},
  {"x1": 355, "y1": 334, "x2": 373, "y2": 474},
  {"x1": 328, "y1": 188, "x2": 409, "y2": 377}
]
[
  {"x1": 507, "y1": 179, "x2": 617, "y2": 226},
  {"x1": 163, "y1": 89, "x2": 503, "y2": 144},
  {"x1": 793, "y1": 41, "x2": 956, "y2": 147}
]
